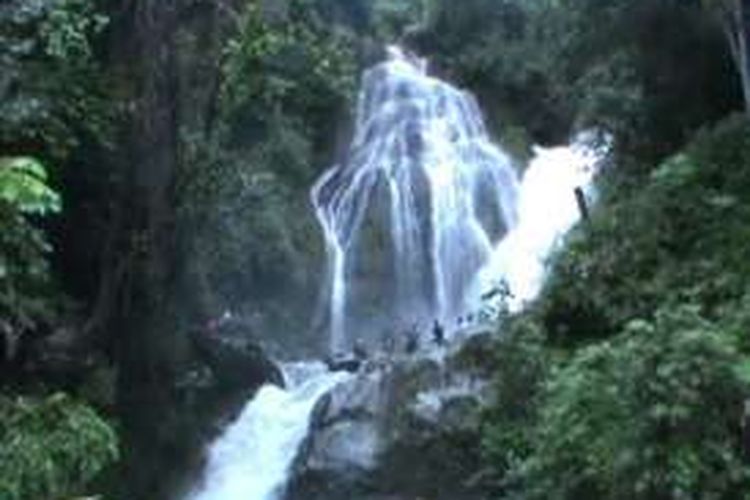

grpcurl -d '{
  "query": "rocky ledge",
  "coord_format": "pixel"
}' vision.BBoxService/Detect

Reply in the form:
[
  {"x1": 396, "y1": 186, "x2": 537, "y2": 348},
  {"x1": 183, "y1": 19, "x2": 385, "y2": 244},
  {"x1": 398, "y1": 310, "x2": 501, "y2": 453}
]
[{"x1": 286, "y1": 330, "x2": 498, "y2": 500}]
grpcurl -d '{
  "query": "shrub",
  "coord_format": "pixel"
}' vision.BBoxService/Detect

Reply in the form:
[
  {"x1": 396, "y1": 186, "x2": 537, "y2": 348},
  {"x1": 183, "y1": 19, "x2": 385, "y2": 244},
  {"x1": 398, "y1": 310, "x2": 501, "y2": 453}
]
[
  {"x1": 510, "y1": 306, "x2": 750, "y2": 499},
  {"x1": 482, "y1": 316, "x2": 550, "y2": 488},
  {"x1": 483, "y1": 117, "x2": 750, "y2": 499},
  {"x1": 0, "y1": 393, "x2": 118, "y2": 500}
]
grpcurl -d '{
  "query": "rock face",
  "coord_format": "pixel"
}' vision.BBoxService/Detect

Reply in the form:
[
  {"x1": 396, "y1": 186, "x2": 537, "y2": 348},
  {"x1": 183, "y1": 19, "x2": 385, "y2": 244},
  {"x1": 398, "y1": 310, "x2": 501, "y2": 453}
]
[{"x1": 286, "y1": 332, "x2": 496, "y2": 500}]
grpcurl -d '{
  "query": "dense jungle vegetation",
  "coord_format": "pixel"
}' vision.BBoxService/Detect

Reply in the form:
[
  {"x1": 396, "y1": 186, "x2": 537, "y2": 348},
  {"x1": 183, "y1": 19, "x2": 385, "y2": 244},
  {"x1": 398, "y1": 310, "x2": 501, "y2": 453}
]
[{"x1": 2, "y1": 0, "x2": 750, "y2": 498}]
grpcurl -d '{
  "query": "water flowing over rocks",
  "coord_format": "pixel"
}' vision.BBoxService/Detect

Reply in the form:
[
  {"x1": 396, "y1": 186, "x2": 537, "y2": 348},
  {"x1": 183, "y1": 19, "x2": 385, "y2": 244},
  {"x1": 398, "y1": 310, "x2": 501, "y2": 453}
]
[
  {"x1": 187, "y1": 363, "x2": 349, "y2": 500},
  {"x1": 172, "y1": 318, "x2": 285, "y2": 498}
]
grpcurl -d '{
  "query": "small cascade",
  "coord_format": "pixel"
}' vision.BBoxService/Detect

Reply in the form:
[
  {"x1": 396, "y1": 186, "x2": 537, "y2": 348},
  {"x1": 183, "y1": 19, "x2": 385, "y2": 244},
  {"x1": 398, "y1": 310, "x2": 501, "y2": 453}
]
[
  {"x1": 187, "y1": 363, "x2": 350, "y2": 500},
  {"x1": 478, "y1": 134, "x2": 603, "y2": 310},
  {"x1": 312, "y1": 46, "x2": 520, "y2": 352}
]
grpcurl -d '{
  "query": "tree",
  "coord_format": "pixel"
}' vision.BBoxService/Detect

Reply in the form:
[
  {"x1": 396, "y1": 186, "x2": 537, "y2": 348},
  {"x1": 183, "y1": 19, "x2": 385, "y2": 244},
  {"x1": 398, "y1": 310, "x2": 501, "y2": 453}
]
[{"x1": 415, "y1": 0, "x2": 740, "y2": 164}]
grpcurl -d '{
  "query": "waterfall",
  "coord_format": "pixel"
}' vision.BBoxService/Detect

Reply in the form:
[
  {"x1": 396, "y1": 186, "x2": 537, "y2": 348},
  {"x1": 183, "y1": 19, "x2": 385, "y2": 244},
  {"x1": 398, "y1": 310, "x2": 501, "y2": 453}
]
[
  {"x1": 312, "y1": 46, "x2": 520, "y2": 352},
  {"x1": 187, "y1": 138, "x2": 603, "y2": 500},
  {"x1": 187, "y1": 363, "x2": 349, "y2": 500},
  {"x1": 188, "y1": 47, "x2": 605, "y2": 500}
]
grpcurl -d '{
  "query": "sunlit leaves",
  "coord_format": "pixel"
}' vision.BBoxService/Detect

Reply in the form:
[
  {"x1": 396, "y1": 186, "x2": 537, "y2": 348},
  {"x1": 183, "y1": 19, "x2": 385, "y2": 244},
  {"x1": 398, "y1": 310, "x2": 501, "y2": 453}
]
[
  {"x1": 0, "y1": 156, "x2": 61, "y2": 214},
  {"x1": 0, "y1": 156, "x2": 61, "y2": 331}
]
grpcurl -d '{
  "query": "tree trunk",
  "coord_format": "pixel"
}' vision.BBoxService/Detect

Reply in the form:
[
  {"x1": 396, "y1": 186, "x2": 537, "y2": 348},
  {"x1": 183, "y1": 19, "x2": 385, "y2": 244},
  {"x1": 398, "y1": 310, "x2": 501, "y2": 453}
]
[
  {"x1": 718, "y1": 0, "x2": 750, "y2": 113},
  {"x1": 574, "y1": 187, "x2": 590, "y2": 222},
  {"x1": 111, "y1": 1, "x2": 182, "y2": 497},
  {"x1": 101, "y1": 1, "x2": 246, "y2": 497},
  {"x1": 736, "y1": 0, "x2": 750, "y2": 113}
]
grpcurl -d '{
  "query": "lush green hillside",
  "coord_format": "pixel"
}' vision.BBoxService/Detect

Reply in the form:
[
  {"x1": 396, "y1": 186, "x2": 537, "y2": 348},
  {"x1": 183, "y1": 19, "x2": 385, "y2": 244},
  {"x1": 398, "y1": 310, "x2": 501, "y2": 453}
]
[{"x1": 484, "y1": 117, "x2": 750, "y2": 499}]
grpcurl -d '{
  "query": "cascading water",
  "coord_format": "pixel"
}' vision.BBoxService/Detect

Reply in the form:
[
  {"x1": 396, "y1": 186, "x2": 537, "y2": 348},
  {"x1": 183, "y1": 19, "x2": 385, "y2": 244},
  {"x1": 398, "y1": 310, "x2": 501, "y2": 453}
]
[
  {"x1": 187, "y1": 363, "x2": 349, "y2": 500},
  {"x1": 477, "y1": 134, "x2": 602, "y2": 311},
  {"x1": 312, "y1": 46, "x2": 520, "y2": 352}
]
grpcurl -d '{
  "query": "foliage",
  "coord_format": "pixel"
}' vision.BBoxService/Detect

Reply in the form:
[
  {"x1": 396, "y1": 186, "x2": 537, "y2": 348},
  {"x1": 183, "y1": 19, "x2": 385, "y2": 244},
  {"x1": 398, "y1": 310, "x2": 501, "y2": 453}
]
[
  {"x1": 0, "y1": 392, "x2": 118, "y2": 500},
  {"x1": 508, "y1": 307, "x2": 750, "y2": 500},
  {"x1": 0, "y1": 157, "x2": 61, "y2": 214},
  {"x1": 219, "y1": 0, "x2": 357, "y2": 147},
  {"x1": 0, "y1": 156, "x2": 61, "y2": 333},
  {"x1": 414, "y1": 0, "x2": 566, "y2": 149},
  {"x1": 370, "y1": 0, "x2": 430, "y2": 41},
  {"x1": 414, "y1": 0, "x2": 741, "y2": 167},
  {"x1": 0, "y1": 0, "x2": 111, "y2": 159},
  {"x1": 554, "y1": 0, "x2": 740, "y2": 164},
  {"x1": 482, "y1": 316, "x2": 550, "y2": 483},
  {"x1": 179, "y1": 125, "x2": 314, "y2": 306}
]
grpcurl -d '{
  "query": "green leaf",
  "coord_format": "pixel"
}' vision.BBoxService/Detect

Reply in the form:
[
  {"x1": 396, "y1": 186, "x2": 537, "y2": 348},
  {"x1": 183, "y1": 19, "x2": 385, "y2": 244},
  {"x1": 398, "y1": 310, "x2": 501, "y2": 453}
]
[{"x1": 0, "y1": 156, "x2": 61, "y2": 214}]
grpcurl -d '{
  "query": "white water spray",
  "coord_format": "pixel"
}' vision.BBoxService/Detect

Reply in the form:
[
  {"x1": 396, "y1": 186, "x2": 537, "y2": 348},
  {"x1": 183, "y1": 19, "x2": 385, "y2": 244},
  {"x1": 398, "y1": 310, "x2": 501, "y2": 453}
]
[
  {"x1": 312, "y1": 46, "x2": 520, "y2": 352},
  {"x1": 478, "y1": 134, "x2": 603, "y2": 310},
  {"x1": 187, "y1": 363, "x2": 349, "y2": 500}
]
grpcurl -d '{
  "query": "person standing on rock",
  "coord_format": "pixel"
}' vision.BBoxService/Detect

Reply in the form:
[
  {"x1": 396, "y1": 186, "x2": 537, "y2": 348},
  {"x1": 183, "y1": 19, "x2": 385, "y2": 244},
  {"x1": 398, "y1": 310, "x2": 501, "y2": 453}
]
[{"x1": 432, "y1": 319, "x2": 445, "y2": 347}]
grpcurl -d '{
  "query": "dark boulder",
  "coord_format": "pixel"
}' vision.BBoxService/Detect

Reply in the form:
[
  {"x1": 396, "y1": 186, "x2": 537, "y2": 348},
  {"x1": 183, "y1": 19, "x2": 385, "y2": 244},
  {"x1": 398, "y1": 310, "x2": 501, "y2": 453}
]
[
  {"x1": 324, "y1": 354, "x2": 363, "y2": 374},
  {"x1": 190, "y1": 318, "x2": 285, "y2": 392},
  {"x1": 180, "y1": 316, "x2": 285, "y2": 436}
]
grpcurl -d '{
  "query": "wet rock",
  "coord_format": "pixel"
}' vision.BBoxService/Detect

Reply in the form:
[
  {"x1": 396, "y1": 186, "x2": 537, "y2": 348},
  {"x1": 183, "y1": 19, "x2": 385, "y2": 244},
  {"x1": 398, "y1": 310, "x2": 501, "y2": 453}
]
[
  {"x1": 286, "y1": 345, "x2": 491, "y2": 500},
  {"x1": 180, "y1": 319, "x2": 285, "y2": 443},
  {"x1": 189, "y1": 318, "x2": 285, "y2": 392},
  {"x1": 324, "y1": 355, "x2": 362, "y2": 374}
]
